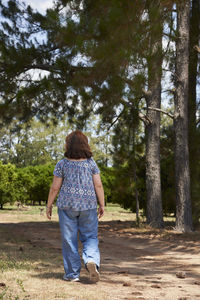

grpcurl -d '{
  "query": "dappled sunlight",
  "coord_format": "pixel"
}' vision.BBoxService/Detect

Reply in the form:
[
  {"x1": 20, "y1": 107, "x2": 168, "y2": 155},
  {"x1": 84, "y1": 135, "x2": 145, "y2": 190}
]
[{"x1": 1, "y1": 204, "x2": 200, "y2": 299}]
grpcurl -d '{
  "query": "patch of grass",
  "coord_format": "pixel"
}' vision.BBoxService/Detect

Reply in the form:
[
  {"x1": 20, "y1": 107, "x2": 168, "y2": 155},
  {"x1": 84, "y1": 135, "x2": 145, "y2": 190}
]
[
  {"x1": 0, "y1": 287, "x2": 8, "y2": 300},
  {"x1": 16, "y1": 279, "x2": 26, "y2": 293},
  {"x1": 0, "y1": 280, "x2": 30, "y2": 300},
  {"x1": 0, "y1": 203, "x2": 138, "y2": 223},
  {"x1": 0, "y1": 204, "x2": 46, "y2": 215},
  {"x1": 0, "y1": 253, "x2": 31, "y2": 273},
  {"x1": 105, "y1": 203, "x2": 132, "y2": 213}
]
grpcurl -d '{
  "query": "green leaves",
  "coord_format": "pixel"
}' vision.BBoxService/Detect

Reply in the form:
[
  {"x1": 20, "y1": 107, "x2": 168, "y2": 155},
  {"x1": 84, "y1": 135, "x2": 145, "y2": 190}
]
[
  {"x1": 0, "y1": 162, "x2": 17, "y2": 208},
  {"x1": 0, "y1": 162, "x2": 54, "y2": 208},
  {"x1": 0, "y1": 0, "x2": 152, "y2": 126}
]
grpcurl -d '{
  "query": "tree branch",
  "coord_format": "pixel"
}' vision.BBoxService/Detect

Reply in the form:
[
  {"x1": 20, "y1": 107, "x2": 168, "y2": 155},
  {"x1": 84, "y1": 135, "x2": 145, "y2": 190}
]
[
  {"x1": 123, "y1": 78, "x2": 135, "y2": 87},
  {"x1": 25, "y1": 64, "x2": 59, "y2": 73},
  {"x1": 144, "y1": 107, "x2": 174, "y2": 119},
  {"x1": 163, "y1": 32, "x2": 176, "y2": 40},
  {"x1": 162, "y1": 88, "x2": 176, "y2": 94},
  {"x1": 25, "y1": 64, "x2": 93, "y2": 74},
  {"x1": 138, "y1": 112, "x2": 151, "y2": 125},
  {"x1": 107, "y1": 110, "x2": 125, "y2": 131}
]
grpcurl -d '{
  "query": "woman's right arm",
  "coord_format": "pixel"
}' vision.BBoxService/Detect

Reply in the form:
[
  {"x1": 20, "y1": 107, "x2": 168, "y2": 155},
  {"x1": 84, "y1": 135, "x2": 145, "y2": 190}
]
[
  {"x1": 46, "y1": 175, "x2": 62, "y2": 220},
  {"x1": 93, "y1": 174, "x2": 105, "y2": 218}
]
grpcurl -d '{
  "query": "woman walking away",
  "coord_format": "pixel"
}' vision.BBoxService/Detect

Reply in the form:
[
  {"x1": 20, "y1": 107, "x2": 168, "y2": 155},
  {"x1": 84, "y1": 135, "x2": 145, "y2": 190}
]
[{"x1": 46, "y1": 131, "x2": 105, "y2": 283}]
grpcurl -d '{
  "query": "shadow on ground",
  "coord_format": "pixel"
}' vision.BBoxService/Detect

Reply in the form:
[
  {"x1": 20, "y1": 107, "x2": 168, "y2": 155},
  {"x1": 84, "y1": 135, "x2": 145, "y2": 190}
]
[{"x1": 1, "y1": 220, "x2": 200, "y2": 281}]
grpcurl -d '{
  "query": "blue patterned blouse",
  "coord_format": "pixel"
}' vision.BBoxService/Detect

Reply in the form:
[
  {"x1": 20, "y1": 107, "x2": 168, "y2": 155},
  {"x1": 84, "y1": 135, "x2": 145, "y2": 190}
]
[{"x1": 53, "y1": 158, "x2": 100, "y2": 211}]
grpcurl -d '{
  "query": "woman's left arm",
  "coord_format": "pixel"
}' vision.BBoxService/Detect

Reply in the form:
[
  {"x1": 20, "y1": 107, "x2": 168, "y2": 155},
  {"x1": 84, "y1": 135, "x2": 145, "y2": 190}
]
[{"x1": 46, "y1": 176, "x2": 63, "y2": 220}]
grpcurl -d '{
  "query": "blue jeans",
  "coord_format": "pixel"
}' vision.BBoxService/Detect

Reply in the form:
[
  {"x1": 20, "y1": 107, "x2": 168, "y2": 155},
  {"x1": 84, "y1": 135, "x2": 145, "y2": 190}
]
[{"x1": 58, "y1": 208, "x2": 100, "y2": 279}]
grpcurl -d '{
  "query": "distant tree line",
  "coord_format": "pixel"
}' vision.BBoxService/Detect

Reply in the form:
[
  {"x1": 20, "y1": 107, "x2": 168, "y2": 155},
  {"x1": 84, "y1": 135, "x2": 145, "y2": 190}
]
[
  {"x1": 0, "y1": 162, "x2": 53, "y2": 209},
  {"x1": 0, "y1": 161, "x2": 115, "y2": 210}
]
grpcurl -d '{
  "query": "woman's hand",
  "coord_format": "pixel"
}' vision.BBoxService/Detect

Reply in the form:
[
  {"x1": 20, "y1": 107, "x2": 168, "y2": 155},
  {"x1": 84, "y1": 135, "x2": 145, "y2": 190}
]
[
  {"x1": 46, "y1": 206, "x2": 52, "y2": 220},
  {"x1": 98, "y1": 205, "x2": 104, "y2": 219}
]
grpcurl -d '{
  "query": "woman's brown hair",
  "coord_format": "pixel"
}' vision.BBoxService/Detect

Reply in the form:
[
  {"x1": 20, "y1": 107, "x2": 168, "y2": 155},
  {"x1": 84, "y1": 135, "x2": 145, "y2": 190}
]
[{"x1": 64, "y1": 130, "x2": 92, "y2": 159}]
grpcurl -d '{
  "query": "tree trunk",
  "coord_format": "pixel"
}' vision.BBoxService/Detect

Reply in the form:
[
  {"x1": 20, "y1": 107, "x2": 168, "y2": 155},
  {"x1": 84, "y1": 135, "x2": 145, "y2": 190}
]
[
  {"x1": 131, "y1": 128, "x2": 140, "y2": 226},
  {"x1": 133, "y1": 166, "x2": 140, "y2": 226},
  {"x1": 145, "y1": 3, "x2": 163, "y2": 228},
  {"x1": 188, "y1": 0, "x2": 200, "y2": 223},
  {"x1": 174, "y1": 0, "x2": 193, "y2": 232}
]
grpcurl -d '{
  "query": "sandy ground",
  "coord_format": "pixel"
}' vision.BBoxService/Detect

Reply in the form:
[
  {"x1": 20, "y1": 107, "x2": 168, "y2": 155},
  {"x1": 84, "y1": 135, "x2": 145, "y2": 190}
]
[{"x1": 0, "y1": 212, "x2": 200, "y2": 300}]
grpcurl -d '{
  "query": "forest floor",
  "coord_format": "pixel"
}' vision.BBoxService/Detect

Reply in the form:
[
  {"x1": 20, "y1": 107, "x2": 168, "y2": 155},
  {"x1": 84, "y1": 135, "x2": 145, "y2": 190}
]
[{"x1": 0, "y1": 204, "x2": 200, "y2": 300}]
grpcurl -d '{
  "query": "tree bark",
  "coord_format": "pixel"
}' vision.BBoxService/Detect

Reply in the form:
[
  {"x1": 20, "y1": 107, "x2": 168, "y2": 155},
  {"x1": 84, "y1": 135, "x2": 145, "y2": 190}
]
[
  {"x1": 174, "y1": 0, "x2": 193, "y2": 232},
  {"x1": 133, "y1": 166, "x2": 140, "y2": 226},
  {"x1": 145, "y1": 3, "x2": 163, "y2": 228},
  {"x1": 188, "y1": 0, "x2": 200, "y2": 222},
  {"x1": 131, "y1": 127, "x2": 140, "y2": 226}
]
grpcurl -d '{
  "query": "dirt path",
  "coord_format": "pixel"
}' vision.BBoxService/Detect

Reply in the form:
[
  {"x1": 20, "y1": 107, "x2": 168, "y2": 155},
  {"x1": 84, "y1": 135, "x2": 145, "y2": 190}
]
[
  {"x1": 0, "y1": 216, "x2": 200, "y2": 300},
  {"x1": 98, "y1": 221, "x2": 200, "y2": 300}
]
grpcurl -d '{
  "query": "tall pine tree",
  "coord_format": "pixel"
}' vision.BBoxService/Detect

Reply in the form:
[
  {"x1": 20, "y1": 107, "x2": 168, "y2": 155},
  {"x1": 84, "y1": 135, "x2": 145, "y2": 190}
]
[{"x1": 174, "y1": 0, "x2": 193, "y2": 232}]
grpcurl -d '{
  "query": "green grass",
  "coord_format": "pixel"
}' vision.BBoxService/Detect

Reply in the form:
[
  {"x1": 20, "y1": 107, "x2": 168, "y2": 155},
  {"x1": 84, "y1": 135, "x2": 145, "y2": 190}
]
[
  {"x1": 0, "y1": 202, "x2": 135, "y2": 220},
  {"x1": 0, "y1": 253, "x2": 31, "y2": 273},
  {"x1": 0, "y1": 202, "x2": 176, "y2": 223},
  {"x1": 0, "y1": 204, "x2": 45, "y2": 215},
  {"x1": 104, "y1": 203, "x2": 132, "y2": 212}
]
